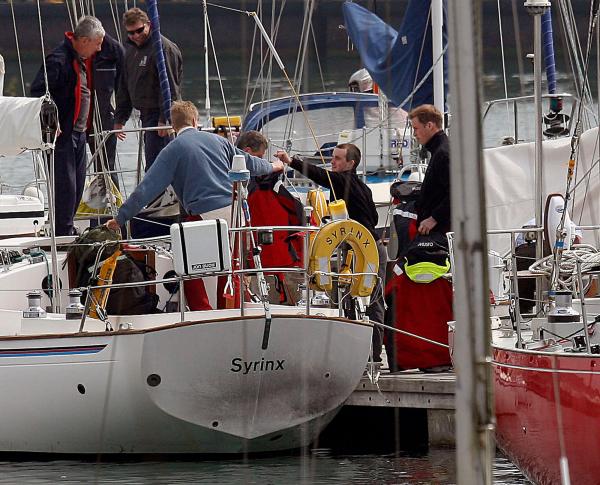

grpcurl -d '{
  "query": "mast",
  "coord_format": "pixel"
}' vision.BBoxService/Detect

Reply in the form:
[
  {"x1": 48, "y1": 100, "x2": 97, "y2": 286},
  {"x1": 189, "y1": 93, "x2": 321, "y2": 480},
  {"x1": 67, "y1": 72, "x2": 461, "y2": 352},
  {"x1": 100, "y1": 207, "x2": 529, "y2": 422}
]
[
  {"x1": 432, "y1": 0, "x2": 445, "y2": 122},
  {"x1": 146, "y1": 0, "x2": 173, "y2": 129},
  {"x1": 447, "y1": 1, "x2": 494, "y2": 483},
  {"x1": 526, "y1": 1, "x2": 550, "y2": 260},
  {"x1": 203, "y1": 0, "x2": 211, "y2": 127}
]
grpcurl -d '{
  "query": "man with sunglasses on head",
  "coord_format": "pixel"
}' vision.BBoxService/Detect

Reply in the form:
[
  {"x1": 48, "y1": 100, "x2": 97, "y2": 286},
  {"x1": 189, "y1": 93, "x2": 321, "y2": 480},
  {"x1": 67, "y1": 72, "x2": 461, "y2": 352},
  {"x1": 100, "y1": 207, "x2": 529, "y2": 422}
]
[
  {"x1": 114, "y1": 7, "x2": 183, "y2": 170},
  {"x1": 408, "y1": 104, "x2": 451, "y2": 236}
]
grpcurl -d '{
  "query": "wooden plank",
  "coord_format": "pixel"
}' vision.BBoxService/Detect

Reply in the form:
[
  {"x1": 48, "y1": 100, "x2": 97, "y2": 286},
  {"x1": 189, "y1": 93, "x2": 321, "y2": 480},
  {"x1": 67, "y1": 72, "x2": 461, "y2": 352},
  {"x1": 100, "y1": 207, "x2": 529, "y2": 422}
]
[{"x1": 346, "y1": 372, "x2": 456, "y2": 409}]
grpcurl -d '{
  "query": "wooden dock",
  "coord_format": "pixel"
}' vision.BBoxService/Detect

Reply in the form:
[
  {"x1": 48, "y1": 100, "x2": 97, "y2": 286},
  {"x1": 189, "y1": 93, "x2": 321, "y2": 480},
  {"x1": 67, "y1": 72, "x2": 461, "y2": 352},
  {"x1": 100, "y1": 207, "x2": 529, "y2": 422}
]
[{"x1": 325, "y1": 370, "x2": 456, "y2": 451}]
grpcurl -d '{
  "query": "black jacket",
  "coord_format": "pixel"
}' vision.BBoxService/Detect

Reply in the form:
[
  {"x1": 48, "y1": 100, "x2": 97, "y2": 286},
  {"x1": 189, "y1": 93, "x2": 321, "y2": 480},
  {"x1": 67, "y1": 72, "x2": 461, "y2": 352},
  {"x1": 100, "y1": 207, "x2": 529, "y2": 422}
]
[
  {"x1": 31, "y1": 33, "x2": 124, "y2": 138},
  {"x1": 289, "y1": 157, "x2": 380, "y2": 241},
  {"x1": 92, "y1": 34, "x2": 124, "y2": 128},
  {"x1": 114, "y1": 34, "x2": 183, "y2": 124},
  {"x1": 416, "y1": 130, "x2": 451, "y2": 232},
  {"x1": 31, "y1": 33, "x2": 83, "y2": 143}
]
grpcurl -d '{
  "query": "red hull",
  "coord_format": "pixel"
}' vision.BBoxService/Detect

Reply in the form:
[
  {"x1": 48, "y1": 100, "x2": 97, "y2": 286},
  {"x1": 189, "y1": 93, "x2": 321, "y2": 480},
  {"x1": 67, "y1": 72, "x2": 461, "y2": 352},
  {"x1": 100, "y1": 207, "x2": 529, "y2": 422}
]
[{"x1": 493, "y1": 347, "x2": 600, "y2": 485}]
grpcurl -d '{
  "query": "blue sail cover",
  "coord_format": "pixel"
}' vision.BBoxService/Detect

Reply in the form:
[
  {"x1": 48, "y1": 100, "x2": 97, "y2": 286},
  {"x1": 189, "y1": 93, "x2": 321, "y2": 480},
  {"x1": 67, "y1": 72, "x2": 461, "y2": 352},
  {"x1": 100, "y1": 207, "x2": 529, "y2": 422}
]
[{"x1": 342, "y1": 1, "x2": 447, "y2": 109}]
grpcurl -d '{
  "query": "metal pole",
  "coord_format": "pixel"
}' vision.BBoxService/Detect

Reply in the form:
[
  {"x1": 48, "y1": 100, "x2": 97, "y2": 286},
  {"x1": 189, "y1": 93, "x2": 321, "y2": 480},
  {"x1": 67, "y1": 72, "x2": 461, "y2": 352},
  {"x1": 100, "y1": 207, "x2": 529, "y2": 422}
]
[
  {"x1": 510, "y1": 238, "x2": 524, "y2": 349},
  {"x1": 44, "y1": 149, "x2": 62, "y2": 313},
  {"x1": 447, "y1": 1, "x2": 494, "y2": 484},
  {"x1": 576, "y1": 260, "x2": 592, "y2": 354},
  {"x1": 432, "y1": 0, "x2": 445, "y2": 123},
  {"x1": 0, "y1": 54, "x2": 4, "y2": 95},
  {"x1": 533, "y1": 12, "x2": 544, "y2": 242},
  {"x1": 203, "y1": 0, "x2": 211, "y2": 127},
  {"x1": 527, "y1": 0, "x2": 550, "y2": 319}
]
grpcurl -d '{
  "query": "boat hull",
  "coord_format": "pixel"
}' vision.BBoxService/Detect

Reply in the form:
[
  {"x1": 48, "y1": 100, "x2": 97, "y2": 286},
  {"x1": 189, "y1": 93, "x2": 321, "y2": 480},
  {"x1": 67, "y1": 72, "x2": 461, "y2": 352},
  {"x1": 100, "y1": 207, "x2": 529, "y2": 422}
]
[
  {"x1": 0, "y1": 314, "x2": 371, "y2": 454},
  {"x1": 493, "y1": 346, "x2": 600, "y2": 485}
]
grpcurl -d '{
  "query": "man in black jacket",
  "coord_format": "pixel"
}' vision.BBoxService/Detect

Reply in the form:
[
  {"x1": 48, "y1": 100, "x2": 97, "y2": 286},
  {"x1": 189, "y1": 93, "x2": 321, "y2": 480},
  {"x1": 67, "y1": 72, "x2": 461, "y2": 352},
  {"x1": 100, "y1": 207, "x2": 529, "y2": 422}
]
[
  {"x1": 276, "y1": 144, "x2": 387, "y2": 363},
  {"x1": 31, "y1": 16, "x2": 105, "y2": 236},
  {"x1": 114, "y1": 7, "x2": 183, "y2": 171},
  {"x1": 88, "y1": 34, "x2": 124, "y2": 188},
  {"x1": 408, "y1": 104, "x2": 450, "y2": 235}
]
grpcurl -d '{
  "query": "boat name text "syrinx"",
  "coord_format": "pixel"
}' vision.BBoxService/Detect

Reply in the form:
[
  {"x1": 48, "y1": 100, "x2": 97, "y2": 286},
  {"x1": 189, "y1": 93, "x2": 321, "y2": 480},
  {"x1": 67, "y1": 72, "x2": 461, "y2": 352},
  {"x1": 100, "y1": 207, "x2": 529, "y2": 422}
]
[
  {"x1": 325, "y1": 225, "x2": 371, "y2": 248},
  {"x1": 230, "y1": 357, "x2": 285, "y2": 374}
]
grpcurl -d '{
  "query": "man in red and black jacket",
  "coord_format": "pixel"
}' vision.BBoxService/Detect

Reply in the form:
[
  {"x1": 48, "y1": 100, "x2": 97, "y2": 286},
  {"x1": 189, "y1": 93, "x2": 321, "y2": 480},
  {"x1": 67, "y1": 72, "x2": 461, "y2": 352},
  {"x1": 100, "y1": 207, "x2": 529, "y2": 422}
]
[{"x1": 31, "y1": 16, "x2": 105, "y2": 236}]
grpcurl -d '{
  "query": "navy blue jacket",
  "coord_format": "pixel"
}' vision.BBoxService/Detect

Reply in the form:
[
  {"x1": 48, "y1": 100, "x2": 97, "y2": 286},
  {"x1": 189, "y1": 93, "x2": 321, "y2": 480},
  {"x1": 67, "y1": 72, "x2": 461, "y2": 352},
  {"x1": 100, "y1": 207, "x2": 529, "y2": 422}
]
[
  {"x1": 31, "y1": 33, "x2": 83, "y2": 143},
  {"x1": 31, "y1": 33, "x2": 124, "y2": 139}
]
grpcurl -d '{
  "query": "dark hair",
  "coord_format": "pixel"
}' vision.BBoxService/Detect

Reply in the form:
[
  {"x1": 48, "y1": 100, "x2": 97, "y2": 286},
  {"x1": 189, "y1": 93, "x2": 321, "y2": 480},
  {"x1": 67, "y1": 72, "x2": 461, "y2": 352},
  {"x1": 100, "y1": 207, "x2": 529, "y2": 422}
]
[
  {"x1": 123, "y1": 7, "x2": 149, "y2": 27},
  {"x1": 336, "y1": 143, "x2": 361, "y2": 170},
  {"x1": 408, "y1": 104, "x2": 443, "y2": 128},
  {"x1": 236, "y1": 130, "x2": 268, "y2": 154}
]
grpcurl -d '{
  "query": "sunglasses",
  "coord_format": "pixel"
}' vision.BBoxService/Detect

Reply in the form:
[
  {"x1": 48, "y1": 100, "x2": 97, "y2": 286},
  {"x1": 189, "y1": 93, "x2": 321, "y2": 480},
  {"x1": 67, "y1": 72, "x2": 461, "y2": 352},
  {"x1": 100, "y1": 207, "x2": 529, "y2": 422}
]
[{"x1": 127, "y1": 25, "x2": 145, "y2": 36}]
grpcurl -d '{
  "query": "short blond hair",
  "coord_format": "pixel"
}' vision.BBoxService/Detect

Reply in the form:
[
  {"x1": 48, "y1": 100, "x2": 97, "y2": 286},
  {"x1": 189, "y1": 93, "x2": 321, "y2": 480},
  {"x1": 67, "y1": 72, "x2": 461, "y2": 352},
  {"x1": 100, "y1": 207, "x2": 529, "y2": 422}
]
[{"x1": 171, "y1": 101, "x2": 198, "y2": 131}]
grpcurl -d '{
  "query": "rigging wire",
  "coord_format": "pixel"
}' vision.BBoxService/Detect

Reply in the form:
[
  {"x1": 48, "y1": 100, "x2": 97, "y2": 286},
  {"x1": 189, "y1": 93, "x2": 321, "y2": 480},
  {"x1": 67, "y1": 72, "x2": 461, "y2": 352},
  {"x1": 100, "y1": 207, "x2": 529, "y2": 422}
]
[
  {"x1": 310, "y1": 20, "x2": 326, "y2": 92},
  {"x1": 549, "y1": 0, "x2": 599, "y2": 290},
  {"x1": 9, "y1": 0, "x2": 26, "y2": 97},
  {"x1": 205, "y1": 13, "x2": 233, "y2": 136},
  {"x1": 35, "y1": 0, "x2": 50, "y2": 98},
  {"x1": 510, "y1": 0, "x2": 526, "y2": 96},
  {"x1": 497, "y1": 0, "x2": 511, "y2": 123}
]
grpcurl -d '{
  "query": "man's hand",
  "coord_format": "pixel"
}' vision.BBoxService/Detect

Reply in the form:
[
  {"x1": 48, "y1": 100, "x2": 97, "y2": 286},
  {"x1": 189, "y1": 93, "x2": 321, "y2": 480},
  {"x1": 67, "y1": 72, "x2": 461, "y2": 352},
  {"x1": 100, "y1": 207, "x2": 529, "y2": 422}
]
[
  {"x1": 114, "y1": 123, "x2": 126, "y2": 141},
  {"x1": 106, "y1": 218, "x2": 121, "y2": 232},
  {"x1": 275, "y1": 150, "x2": 292, "y2": 164},
  {"x1": 157, "y1": 125, "x2": 173, "y2": 137},
  {"x1": 271, "y1": 159, "x2": 285, "y2": 172},
  {"x1": 418, "y1": 216, "x2": 437, "y2": 235}
]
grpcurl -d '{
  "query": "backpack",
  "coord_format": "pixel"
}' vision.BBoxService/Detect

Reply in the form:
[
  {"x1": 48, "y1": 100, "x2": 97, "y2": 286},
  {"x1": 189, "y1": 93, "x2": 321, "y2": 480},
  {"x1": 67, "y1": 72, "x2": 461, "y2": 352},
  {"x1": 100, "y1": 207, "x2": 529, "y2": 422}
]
[
  {"x1": 105, "y1": 255, "x2": 160, "y2": 315},
  {"x1": 389, "y1": 180, "x2": 422, "y2": 259},
  {"x1": 65, "y1": 226, "x2": 121, "y2": 288},
  {"x1": 67, "y1": 227, "x2": 159, "y2": 315},
  {"x1": 401, "y1": 232, "x2": 450, "y2": 283}
]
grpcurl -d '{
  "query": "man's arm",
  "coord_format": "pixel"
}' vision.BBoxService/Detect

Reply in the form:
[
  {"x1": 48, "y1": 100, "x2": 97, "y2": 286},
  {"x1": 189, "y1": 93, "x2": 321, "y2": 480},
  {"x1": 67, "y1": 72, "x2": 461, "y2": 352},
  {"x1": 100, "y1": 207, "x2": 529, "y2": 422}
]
[
  {"x1": 233, "y1": 146, "x2": 282, "y2": 176},
  {"x1": 113, "y1": 144, "x2": 179, "y2": 225},
  {"x1": 276, "y1": 151, "x2": 337, "y2": 189},
  {"x1": 31, "y1": 54, "x2": 62, "y2": 97},
  {"x1": 114, "y1": 54, "x2": 132, "y2": 130}
]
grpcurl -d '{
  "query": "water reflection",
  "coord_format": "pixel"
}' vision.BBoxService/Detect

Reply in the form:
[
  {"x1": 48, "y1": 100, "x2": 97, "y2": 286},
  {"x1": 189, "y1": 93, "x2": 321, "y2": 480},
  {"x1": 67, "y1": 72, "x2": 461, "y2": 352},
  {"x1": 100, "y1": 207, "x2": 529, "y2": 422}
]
[{"x1": 0, "y1": 450, "x2": 528, "y2": 484}]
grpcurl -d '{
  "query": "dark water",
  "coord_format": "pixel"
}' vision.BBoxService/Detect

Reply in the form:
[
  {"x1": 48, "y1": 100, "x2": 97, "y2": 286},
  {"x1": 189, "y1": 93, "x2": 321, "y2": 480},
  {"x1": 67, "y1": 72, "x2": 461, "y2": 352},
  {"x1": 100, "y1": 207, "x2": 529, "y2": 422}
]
[{"x1": 0, "y1": 450, "x2": 529, "y2": 484}]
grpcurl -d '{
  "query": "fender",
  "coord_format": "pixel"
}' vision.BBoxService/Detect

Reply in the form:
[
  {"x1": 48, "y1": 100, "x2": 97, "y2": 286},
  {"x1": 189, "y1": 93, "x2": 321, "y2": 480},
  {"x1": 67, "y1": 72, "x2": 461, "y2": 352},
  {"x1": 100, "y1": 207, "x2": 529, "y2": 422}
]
[
  {"x1": 306, "y1": 189, "x2": 329, "y2": 225},
  {"x1": 309, "y1": 219, "x2": 379, "y2": 297}
]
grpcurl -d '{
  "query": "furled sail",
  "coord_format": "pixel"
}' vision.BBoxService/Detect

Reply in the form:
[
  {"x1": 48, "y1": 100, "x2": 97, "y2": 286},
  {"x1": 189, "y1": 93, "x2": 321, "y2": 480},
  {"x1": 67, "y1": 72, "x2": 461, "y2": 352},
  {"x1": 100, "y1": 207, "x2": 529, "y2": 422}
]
[
  {"x1": 0, "y1": 97, "x2": 50, "y2": 156},
  {"x1": 342, "y1": 1, "x2": 448, "y2": 109}
]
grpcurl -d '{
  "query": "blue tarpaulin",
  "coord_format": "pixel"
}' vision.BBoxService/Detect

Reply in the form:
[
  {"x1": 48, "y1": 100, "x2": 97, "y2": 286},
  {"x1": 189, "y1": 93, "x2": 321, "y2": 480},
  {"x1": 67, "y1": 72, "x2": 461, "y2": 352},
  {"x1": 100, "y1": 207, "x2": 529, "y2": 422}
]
[{"x1": 342, "y1": 1, "x2": 447, "y2": 110}]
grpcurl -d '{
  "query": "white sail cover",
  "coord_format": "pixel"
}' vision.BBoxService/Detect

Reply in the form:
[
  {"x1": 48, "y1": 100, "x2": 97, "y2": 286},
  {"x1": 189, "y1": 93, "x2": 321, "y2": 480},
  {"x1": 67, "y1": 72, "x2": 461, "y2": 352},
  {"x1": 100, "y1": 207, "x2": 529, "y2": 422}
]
[
  {"x1": 484, "y1": 127, "x2": 600, "y2": 253},
  {"x1": 0, "y1": 96, "x2": 49, "y2": 156}
]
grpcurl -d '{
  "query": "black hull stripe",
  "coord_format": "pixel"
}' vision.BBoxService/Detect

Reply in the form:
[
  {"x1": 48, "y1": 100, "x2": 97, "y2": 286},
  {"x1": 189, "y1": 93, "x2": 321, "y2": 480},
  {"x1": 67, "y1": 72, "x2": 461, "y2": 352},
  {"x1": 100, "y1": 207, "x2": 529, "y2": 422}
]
[{"x1": 0, "y1": 211, "x2": 45, "y2": 220}]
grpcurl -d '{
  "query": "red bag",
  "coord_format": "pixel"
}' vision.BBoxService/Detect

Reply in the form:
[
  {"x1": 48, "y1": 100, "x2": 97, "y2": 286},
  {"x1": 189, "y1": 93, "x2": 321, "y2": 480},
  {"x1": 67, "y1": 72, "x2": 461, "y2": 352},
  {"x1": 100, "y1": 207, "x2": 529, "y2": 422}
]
[{"x1": 385, "y1": 271, "x2": 452, "y2": 370}]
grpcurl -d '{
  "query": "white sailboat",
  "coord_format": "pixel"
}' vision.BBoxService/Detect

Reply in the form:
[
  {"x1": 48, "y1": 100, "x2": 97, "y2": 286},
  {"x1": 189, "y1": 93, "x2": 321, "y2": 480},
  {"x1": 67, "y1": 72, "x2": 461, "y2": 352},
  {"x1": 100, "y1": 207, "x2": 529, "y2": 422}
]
[{"x1": 0, "y1": 50, "x2": 375, "y2": 455}]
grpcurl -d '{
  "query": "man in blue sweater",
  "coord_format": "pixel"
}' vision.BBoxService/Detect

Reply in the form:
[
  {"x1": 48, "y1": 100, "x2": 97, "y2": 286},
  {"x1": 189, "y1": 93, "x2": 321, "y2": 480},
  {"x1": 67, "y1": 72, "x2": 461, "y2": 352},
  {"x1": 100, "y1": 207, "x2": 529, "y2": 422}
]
[
  {"x1": 107, "y1": 100, "x2": 283, "y2": 231},
  {"x1": 107, "y1": 101, "x2": 282, "y2": 311}
]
